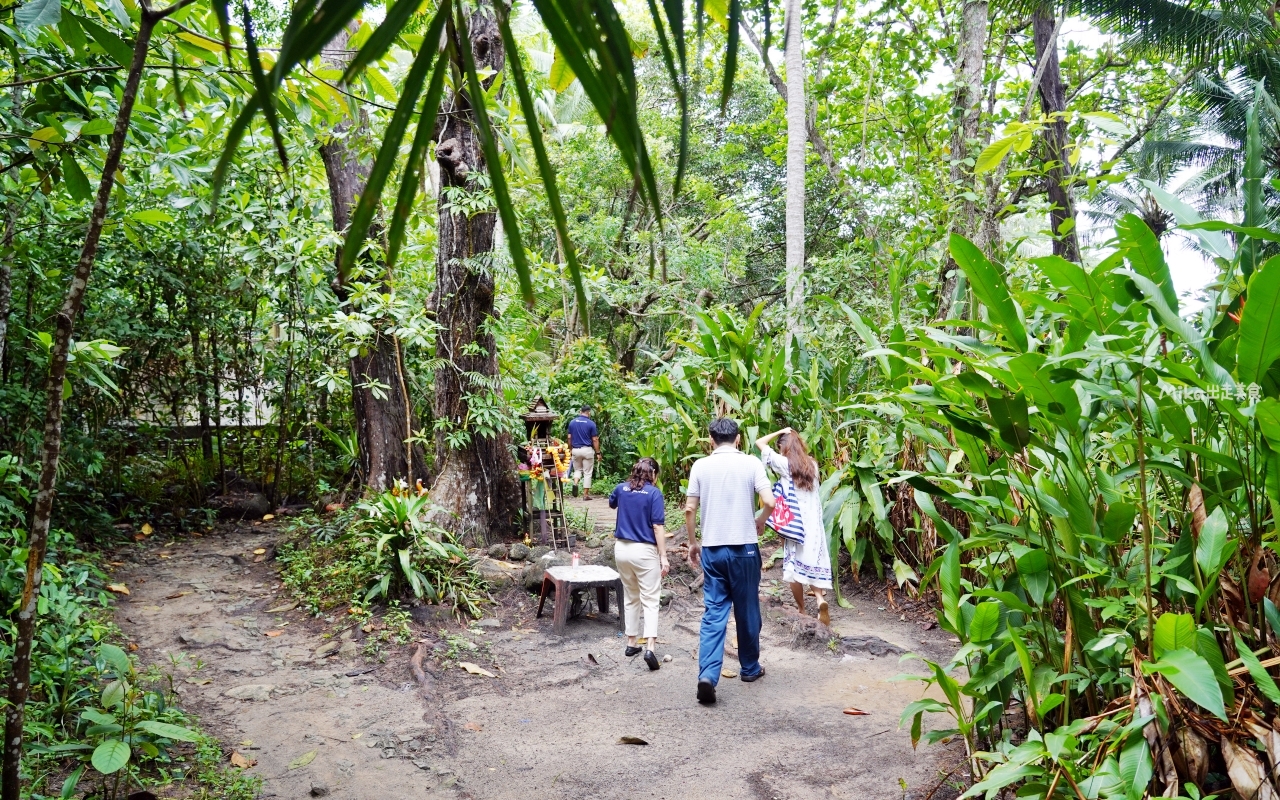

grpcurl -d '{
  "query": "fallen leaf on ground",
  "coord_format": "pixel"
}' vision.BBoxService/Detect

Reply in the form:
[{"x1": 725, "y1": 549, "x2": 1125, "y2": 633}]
[
  {"x1": 459, "y1": 662, "x2": 496, "y2": 678},
  {"x1": 165, "y1": 591, "x2": 191, "y2": 600},
  {"x1": 253, "y1": 548, "x2": 266, "y2": 555},
  {"x1": 464, "y1": 722, "x2": 483, "y2": 732},
  {"x1": 351, "y1": 733, "x2": 362, "y2": 739},
  {"x1": 127, "y1": 643, "x2": 138, "y2": 651},
  {"x1": 159, "y1": 553, "x2": 171, "y2": 559},
  {"x1": 264, "y1": 630, "x2": 283, "y2": 637},
  {"x1": 843, "y1": 708, "x2": 870, "y2": 716},
  {"x1": 617, "y1": 736, "x2": 648, "y2": 745},
  {"x1": 288, "y1": 750, "x2": 317, "y2": 770},
  {"x1": 239, "y1": 740, "x2": 253, "y2": 747},
  {"x1": 108, "y1": 584, "x2": 130, "y2": 595},
  {"x1": 185, "y1": 678, "x2": 211, "y2": 686},
  {"x1": 262, "y1": 514, "x2": 274, "y2": 521},
  {"x1": 721, "y1": 669, "x2": 738, "y2": 679},
  {"x1": 229, "y1": 752, "x2": 255, "y2": 769},
  {"x1": 253, "y1": 555, "x2": 265, "y2": 563},
  {"x1": 605, "y1": 689, "x2": 619, "y2": 695},
  {"x1": 140, "y1": 523, "x2": 153, "y2": 536},
  {"x1": 266, "y1": 601, "x2": 298, "y2": 613},
  {"x1": 108, "y1": 561, "x2": 124, "y2": 567}
]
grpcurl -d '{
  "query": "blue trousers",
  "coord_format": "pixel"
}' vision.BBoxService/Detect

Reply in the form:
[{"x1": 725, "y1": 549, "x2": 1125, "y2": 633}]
[{"x1": 697, "y1": 543, "x2": 763, "y2": 684}]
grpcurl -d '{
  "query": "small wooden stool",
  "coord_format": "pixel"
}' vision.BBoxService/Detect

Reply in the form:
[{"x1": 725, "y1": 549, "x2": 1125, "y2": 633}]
[{"x1": 537, "y1": 565, "x2": 625, "y2": 635}]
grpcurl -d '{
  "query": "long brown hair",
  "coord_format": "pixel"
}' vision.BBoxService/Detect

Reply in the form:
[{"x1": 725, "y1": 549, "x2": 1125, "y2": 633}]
[
  {"x1": 778, "y1": 431, "x2": 817, "y2": 492},
  {"x1": 628, "y1": 459, "x2": 657, "y2": 491}
]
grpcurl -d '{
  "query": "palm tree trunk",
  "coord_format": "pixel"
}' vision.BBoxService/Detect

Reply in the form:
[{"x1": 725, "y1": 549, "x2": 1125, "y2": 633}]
[
  {"x1": 937, "y1": 0, "x2": 989, "y2": 319},
  {"x1": 784, "y1": 0, "x2": 806, "y2": 342},
  {"x1": 428, "y1": 5, "x2": 519, "y2": 545},
  {"x1": 1, "y1": 5, "x2": 180, "y2": 794},
  {"x1": 1033, "y1": 3, "x2": 1080, "y2": 262}
]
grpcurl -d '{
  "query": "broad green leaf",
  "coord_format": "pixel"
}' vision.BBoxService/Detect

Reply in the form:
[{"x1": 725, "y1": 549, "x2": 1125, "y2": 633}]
[
  {"x1": 549, "y1": 47, "x2": 575, "y2": 91},
  {"x1": 136, "y1": 720, "x2": 201, "y2": 742},
  {"x1": 950, "y1": 234, "x2": 1027, "y2": 351},
  {"x1": 79, "y1": 119, "x2": 115, "y2": 136},
  {"x1": 1196, "y1": 627, "x2": 1235, "y2": 708},
  {"x1": 1237, "y1": 255, "x2": 1280, "y2": 386},
  {"x1": 77, "y1": 15, "x2": 134, "y2": 68},
  {"x1": 366, "y1": 68, "x2": 397, "y2": 101},
  {"x1": 60, "y1": 151, "x2": 91, "y2": 202},
  {"x1": 1008, "y1": 352, "x2": 1080, "y2": 425},
  {"x1": 130, "y1": 209, "x2": 174, "y2": 225},
  {"x1": 1143, "y1": 648, "x2": 1226, "y2": 720},
  {"x1": 1153, "y1": 613, "x2": 1195, "y2": 658},
  {"x1": 1233, "y1": 632, "x2": 1280, "y2": 704},
  {"x1": 938, "y1": 541, "x2": 960, "y2": 631},
  {"x1": 176, "y1": 31, "x2": 225, "y2": 52},
  {"x1": 1100, "y1": 502, "x2": 1137, "y2": 545},
  {"x1": 101, "y1": 680, "x2": 125, "y2": 708},
  {"x1": 975, "y1": 136, "x2": 1016, "y2": 175},
  {"x1": 1266, "y1": 598, "x2": 1280, "y2": 641},
  {"x1": 1119, "y1": 733, "x2": 1153, "y2": 800},
  {"x1": 968, "y1": 600, "x2": 1001, "y2": 643},
  {"x1": 1116, "y1": 214, "x2": 1177, "y2": 313},
  {"x1": 58, "y1": 11, "x2": 86, "y2": 51},
  {"x1": 16, "y1": 0, "x2": 61, "y2": 29},
  {"x1": 1195, "y1": 507, "x2": 1229, "y2": 575},
  {"x1": 99, "y1": 643, "x2": 131, "y2": 677},
  {"x1": 91, "y1": 740, "x2": 131, "y2": 774}
]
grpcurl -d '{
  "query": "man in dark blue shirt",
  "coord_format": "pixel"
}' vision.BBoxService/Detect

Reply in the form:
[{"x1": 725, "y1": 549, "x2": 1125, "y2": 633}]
[{"x1": 566, "y1": 405, "x2": 600, "y2": 499}]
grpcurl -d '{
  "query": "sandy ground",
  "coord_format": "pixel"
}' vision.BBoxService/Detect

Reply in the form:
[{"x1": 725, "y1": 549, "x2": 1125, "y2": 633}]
[{"x1": 111, "y1": 514, "x2": 965, "y2": 800}]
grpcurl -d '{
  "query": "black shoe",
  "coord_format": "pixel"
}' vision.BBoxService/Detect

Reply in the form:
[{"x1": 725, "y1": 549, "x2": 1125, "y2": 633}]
[
  {"x1": 696, "y1": 680, "x2": 716, "y2": 705},
  {"x1": 741, "y1": 666, "x2": 766, "y2": 683},
  {"x1": 572, "y1": 483, "x2": 579, "y2": 497},
  {"x1": 644, "y1": 650, "x2": 660, "y2": 671},
  {"x1": 624, "y1": 645, "x2": 642, "y2": 657}
]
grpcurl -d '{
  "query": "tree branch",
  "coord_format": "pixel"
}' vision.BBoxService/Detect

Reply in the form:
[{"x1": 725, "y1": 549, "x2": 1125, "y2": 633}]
[{"x1": 1103, "y1": 65, "x2": 1204, "y2": 169}]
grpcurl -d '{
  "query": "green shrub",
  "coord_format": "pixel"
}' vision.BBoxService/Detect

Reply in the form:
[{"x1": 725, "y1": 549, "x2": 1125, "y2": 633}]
[{"x1": 279, "y1": 489, "x2": 488, "y2": 616}]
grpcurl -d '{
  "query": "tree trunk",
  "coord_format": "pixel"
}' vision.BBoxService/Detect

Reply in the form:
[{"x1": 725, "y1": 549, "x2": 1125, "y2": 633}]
[
  {"x1": 1, "y1": 10, "x2": 162, "y2": 798},
  {"x1": 1033, "y1": 4, "x2": 1081, "y2": 262},
  {"x1": 937, "y1": 0, "x2": 989, "y2": 319},
  {"x1": 429, "y1": 6, "x2": 519, "y2": 545},
  {"x1": 784, "y1": 0, "x2": 806, "y2": 342},
  {"x1": 319, "y1": 26, "x2": 425, "y2": 493}
]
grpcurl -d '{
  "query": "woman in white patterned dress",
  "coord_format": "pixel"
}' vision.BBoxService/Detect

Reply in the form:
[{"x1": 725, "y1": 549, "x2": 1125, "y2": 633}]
[{"x1": 756, "y1": 427, "x2": 832, "y2": 625}]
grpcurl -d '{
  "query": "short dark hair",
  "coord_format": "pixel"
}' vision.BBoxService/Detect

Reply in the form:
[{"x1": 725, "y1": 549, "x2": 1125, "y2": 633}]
[
  {"x1": 580, "y1": 404, "x2": 592, "y2": 413},
  {"x1": 708, "y1": 417, "x2": 739, "y2": 445}
]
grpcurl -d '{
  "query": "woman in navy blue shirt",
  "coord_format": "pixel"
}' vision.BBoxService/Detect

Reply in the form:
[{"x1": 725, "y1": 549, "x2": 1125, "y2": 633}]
[{"x1": 609, "y1": 458, "x2": 669, "y2": 670}]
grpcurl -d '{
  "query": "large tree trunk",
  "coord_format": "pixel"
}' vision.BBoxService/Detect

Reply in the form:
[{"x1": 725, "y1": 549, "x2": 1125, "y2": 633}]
[
  {"x1": 1, "y1": 8, "x2": 168, "y2": 797},
  {"x1": 1033, "y1": 4, "x2": 1081, "y2": 262},
  {"x1": 429, "y1": 6, "x2": 519, "y2": 545},
  {"x1": 937, "y1": 0, "x2": 989, "y2": 319},
  {"x1": 319, "y1": 26, "x2": 425, "y2": 493},
  {"x1": 784, "y1": 0, "x2": 806, "y2": 342}
]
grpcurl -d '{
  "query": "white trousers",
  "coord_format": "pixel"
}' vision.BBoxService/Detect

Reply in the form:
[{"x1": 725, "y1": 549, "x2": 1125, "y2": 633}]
[
  {"x1": 614, "y1": 539, "x2": 662, "y2": 639},
  {"x1": 571, "y1": 446, "x2": 595, "y2": 488}
]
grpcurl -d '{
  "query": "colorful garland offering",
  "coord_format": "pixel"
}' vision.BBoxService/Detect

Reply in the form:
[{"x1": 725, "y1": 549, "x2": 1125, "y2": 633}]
[{"x1": 545, "y1": 440, "x2": 570, "y2": 477}]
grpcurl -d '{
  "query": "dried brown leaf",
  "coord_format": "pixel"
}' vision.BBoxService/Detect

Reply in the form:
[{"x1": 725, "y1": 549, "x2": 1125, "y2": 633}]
[{"x1": 1222, "y1": 736, "x2": 1280, "y2": 800}]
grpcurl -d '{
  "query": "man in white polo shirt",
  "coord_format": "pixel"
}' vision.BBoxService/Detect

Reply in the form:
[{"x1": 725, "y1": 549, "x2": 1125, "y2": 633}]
[{"x1": 684, "y1": 417, "x2": 775, "y2": 705}]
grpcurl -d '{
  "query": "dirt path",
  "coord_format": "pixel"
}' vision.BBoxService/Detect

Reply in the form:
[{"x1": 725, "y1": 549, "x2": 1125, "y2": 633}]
[{"x1": 111, "y1": 520, "x2": 963, "y2": 800}]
